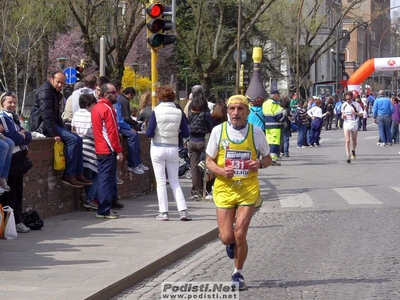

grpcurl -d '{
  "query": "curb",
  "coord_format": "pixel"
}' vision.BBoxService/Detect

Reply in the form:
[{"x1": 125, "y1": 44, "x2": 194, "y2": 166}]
[{"x1": 86, "y1": 227, "x2": 219, "y2": 300}]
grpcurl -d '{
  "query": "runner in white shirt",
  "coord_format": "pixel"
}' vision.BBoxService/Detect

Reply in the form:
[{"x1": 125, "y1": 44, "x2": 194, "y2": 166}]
[{"x1": 341, "y1": 91, "x2": 364, "y2": 164}]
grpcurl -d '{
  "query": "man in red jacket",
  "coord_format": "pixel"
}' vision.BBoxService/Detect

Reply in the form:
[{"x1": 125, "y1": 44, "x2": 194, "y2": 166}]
[{"x1": 91, "y1": 83, "x2": 124, "y2": 219}]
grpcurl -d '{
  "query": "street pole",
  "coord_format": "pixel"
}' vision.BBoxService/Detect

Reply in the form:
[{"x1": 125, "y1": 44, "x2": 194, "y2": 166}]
[
  {"x1": 296, "y1": 0, "x2": 305, "y2": 98},
  {"x1": 235, "y1": 0, "x2": 242, "y2": 94},
  {"x1": 151, "y1": 48, "x2": 158, "y2": 108},
  {"x1": 182, "y1": 67, "x2": 190, "y2": 99},
  {"x1": 131, "y1": 62, "x2": 139, "y2": 91}
]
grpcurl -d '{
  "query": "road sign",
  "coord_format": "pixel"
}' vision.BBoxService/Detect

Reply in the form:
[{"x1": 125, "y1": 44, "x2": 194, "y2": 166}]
[
  {"x1": 233, "y1": 50, "x2": 247, "y2": 63},
  {"x1": 63, "y1": 67, "x2": 78, "y2": 85}
]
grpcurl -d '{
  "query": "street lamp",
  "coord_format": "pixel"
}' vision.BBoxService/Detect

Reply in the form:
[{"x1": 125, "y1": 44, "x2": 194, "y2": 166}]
[
  {"x1": 131, "y1": 62, "x2": 139, "y2": 91},
  {"x1": 182, "y1": 67, "x2": 190, "y2": 98},
  {"x1": 58, "y1": 57, "x2": 68, "y2": 70}
]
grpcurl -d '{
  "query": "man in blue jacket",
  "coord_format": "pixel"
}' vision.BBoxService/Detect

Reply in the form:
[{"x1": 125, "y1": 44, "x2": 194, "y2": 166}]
[{"x1": 373, "y1": 90, "x2": 394, "y2": 146}]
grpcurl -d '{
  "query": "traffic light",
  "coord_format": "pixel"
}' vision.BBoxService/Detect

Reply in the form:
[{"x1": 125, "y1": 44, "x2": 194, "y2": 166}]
[
  {"x1": 75, "y1": 65, "x2": 84, "y2": 81},
  {"x1": 146, "y1": 3, "x2": 176, "y2": 49}
]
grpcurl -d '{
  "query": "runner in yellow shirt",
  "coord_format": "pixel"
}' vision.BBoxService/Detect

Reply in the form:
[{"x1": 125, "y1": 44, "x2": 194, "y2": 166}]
[{"x1": 206, "y1": 95, "x2": 272, "y2": 290}]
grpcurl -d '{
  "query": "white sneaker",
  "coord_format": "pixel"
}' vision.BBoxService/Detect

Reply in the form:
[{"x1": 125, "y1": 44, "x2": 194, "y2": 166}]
[
  {"x1": 156, "y1": 212, "x2": 169, "y2": 221},
  {"x1": 138, "y1": 164, "x2": 149, "y2": 171},
  {"x1": 16, "y1": 222, "x2": 30, "y2": 233},
  {"x1": 127, "y1": 166, "x2": 144, "y2": 174}
]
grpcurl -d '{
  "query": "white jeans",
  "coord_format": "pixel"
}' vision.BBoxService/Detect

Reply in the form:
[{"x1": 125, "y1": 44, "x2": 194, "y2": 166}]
[{"x1": 150, "y1": 146, "x2": 187, "y2": 213}]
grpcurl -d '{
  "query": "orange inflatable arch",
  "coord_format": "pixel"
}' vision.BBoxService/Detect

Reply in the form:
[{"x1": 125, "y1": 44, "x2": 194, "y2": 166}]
[{"x1": 348, "y1": 57, "x2": 400, "y2": 93}]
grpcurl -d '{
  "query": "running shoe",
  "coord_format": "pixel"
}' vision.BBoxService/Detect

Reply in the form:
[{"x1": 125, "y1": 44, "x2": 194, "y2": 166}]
[
  {"x1": 231, "y1": 272, "x2": 247, "y2": 291},
  {"x1": 226, "y1": 243, "x2": 235, "y2": 259}
]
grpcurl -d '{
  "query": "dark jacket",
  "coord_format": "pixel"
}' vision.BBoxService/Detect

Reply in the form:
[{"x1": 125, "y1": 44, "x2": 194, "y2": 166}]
[
  {"x1": 187, "y1": 110, "x2": 213, "y2": 139},
  {"x1": 29, "y1": 80, "x2": 64, "y2": 137}
]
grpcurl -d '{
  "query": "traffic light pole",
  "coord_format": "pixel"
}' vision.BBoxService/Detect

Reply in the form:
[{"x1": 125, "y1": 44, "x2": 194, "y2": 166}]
[{"x1": 151, "y1": 48, "x2": 159, "y2": 108}]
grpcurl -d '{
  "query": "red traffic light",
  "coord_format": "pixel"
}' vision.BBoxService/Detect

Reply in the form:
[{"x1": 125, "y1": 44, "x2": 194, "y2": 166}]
[{"x1": 147, "y1": 4, "x2": 164, "y2": 18}]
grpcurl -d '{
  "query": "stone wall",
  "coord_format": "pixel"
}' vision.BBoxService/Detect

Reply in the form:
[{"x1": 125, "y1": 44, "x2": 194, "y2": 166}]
[{"x1": 23, "y1": 133, "x2": 154, "y2": 218}]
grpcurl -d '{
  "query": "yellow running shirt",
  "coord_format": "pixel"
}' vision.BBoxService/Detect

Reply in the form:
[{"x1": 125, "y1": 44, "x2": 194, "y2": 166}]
[{"x1": 213, "y1": 122, "x2": 259, "y2": 208}]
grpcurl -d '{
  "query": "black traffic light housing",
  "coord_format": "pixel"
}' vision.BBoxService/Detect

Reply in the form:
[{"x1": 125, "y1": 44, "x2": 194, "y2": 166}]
[
  {"x1": 146, "y1": 4, "x2": 176, "y2": 49},
  {"x1": 75, "y1": 65, "x2": 84, "y2": 81}
]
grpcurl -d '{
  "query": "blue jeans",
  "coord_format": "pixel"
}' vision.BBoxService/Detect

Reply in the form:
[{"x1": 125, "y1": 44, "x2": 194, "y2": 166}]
[
  {"x1": 0, "y1": 137, "x2": 14, "y2": 178},
  {"x1": 283, "y1": 130, "x2": 290, "y2": 155},
  {"x1": 83, "y1": 168, "x2": 98, "y2": 202},
  {"x1": 297, "y1": 124, "x2": 307, "y2": 147},
  {"x1": 119, "y1": 127, "x2": 141, "y2": 168},
  {"x1": 377, "y1": 115, "x2": 392, "y2": 144},
  {"x1": 97, "y1": 153, "x2": 117, "y2": 215},
  {"x1": 391, "y1": 120, "x2": 399, "y2": 143},
  {"x1": 56, "y1": 126, "x2": 83, "y2": 177}
]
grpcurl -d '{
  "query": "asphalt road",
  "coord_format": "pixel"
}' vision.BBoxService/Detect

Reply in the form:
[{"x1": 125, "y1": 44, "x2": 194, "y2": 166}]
[{"x1": 114, "y1": 123, "x2": 400, "y2": 300}]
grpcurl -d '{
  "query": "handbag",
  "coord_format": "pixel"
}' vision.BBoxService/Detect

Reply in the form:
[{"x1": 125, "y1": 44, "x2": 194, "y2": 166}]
[
  {"x1": 22, "y1": 208, "x2": 44, "y2": 230},
  {"x1": 2, "y1": 205, "x2": 17, "y2": 239},
  {"x1": 53, "y1": 141, "x2": 66, "y2": 171}
]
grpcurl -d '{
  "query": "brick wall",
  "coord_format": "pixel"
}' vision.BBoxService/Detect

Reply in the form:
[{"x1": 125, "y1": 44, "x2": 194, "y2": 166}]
[{"x1": 23, "y1": 133, "x2": 154, "y2": 218}]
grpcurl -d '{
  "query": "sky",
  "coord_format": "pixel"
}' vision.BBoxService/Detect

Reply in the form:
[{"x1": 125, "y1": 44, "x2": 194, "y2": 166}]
[{"x1": 393, "y1": 0, "x2": 400, "y2": 17}]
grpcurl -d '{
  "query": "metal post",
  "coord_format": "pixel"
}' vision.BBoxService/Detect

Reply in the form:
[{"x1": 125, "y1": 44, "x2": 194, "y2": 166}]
[
  {"x1": 235, "y1": 0, "x2": 242, "y2": 94},
  {"x1": 296, "y1": 0, "x2": 305, "y2": 97},
  {"x1": 100, "y1": 36, "x2": 105, "y2": 76},
  {"x1": 151, "y1": 48, "x2": 159, "y2": 108}
]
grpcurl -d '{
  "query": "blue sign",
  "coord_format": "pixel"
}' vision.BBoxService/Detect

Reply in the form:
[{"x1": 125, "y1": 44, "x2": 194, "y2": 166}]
[{"x1": 63, "y1": 67, "x2": 78, "y2": 85}]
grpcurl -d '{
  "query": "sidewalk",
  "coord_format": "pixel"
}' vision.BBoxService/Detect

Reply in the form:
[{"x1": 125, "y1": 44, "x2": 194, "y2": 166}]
[{"x1": 0, "y1": 179, "x2": 218, "y2": 300}]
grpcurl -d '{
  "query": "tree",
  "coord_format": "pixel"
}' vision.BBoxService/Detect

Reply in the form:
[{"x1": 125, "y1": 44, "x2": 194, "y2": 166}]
[
  {"x1": 264, "y1": 0, "x2": 384, "y2": 97},
  {"x1": 175, "y1": 0, "x2": 277, "y2": 98},
  {"x1": 0, "y1": 0, "x2": 67, "y2": 113},
  {"x1": 67, "y1": 0, "x2": 146, "y2": 80}
]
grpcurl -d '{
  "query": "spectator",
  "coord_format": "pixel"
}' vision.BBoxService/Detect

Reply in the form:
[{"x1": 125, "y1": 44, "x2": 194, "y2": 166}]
[
  {"x1": 373, "y1": 90, "x2": 394, "y2": 146},
  {"x1": 290, "y1": 93, "x2": 298, "y2": 111},
  {"x1": 146, "y1": 85, "x2": 192, "y2": 221},
  {"x1": 307, "y1": 98, "x2": 330, "y2": 147},
  {"x1": 184, "y1": 85, "x2": 203, "y2": 118},
  {"x1": 296, "y1": 101, "x2": 309, "y2": 148},
  {"x1": 113, "y1": 82, "x2": 148, "y2": 175},
  {"x1": 368, "y1": 92, "x2": 375, "y2": 115},
  {"x1": 91, "y1": 83, "x2": 123, "y2": 219},
  {"x1": 280, "y1": 98, "x2": 291, "y2": 157},
  {"x1": 187, "y1": 94, "x2": 213, "y2": 200},
  {"x1": 137, "y1": 92, "x2": 152, "y2": 127},
  {"x1": 62, "y1": 81, "x2": 85, "y2": 130},
  {"x1": 324, "y1": 97, "x2": 334, "y2": 131},
  {"x1": 248, "y1": 96, "x2": 265, "y2": 131},
  {"x1": 210, "y1": 100, "x2": 227, "y2": 127},
  {"x1": 94, "y1": 76, "x2": 111, "y2": 100},
  {"x1": 391, "y1": 96, "x2": 400, "y2": 144},
  {"x1": 334, "y1": 97, "x2": 344, "y2": 129},
  {"x1": 29, "y1": 71, "x2": 92, "y2": 188},
  {"x1": 71, "y1": 93, "x2": 99, "y2": 210},
  {"x1": 130, "y1": 107, "x2": 138, "y2": 121},
  {"x1": 0, "y1": 91, "x2": 30, "y2": 233},
  {"x1": 71, "y1": 75, "x2": 97, "y2": 115}
]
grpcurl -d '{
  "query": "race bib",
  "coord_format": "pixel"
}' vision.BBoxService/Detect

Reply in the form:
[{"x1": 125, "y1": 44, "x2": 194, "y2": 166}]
[{"x1": 225, "y1": 150, "x2": 251, "y2": 178}]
